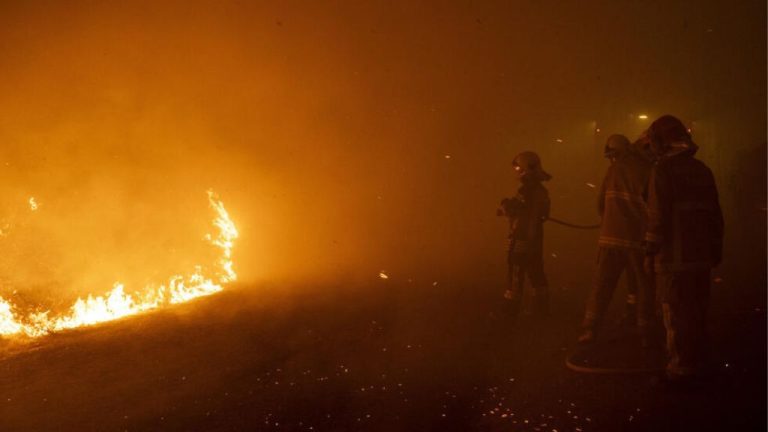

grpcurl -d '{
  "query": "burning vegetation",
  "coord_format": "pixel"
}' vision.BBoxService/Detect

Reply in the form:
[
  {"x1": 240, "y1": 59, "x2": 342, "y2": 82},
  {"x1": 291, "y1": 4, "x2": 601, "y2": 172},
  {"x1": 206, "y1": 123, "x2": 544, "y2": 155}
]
[
  {"x1": 0, "y1": 190, "x2": 238, "y2": 338},
  {"x1": 0, "y1": 1, "x2": 764, "y2": 431}
]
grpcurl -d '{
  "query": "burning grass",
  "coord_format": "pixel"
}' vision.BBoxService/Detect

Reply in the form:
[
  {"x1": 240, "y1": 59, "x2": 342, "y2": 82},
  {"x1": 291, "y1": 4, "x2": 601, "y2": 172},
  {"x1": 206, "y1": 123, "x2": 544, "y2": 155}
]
[{"x1": 0, "y1": 190, "x2": 238, "y2": 338}]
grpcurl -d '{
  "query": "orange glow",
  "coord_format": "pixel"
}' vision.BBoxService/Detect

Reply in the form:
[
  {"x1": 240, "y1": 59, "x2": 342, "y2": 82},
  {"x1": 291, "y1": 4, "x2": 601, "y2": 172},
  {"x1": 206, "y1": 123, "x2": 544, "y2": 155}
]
[{"x1": 0, "y1": 191, "x2": 238, "y2": 338}]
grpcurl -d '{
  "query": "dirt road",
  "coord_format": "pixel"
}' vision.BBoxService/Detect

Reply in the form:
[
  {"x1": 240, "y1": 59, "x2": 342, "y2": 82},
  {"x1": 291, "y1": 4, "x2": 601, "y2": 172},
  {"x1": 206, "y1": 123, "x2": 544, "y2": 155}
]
[{"x1": 0, "y1": 282, "x2": 764, "y2": 431}]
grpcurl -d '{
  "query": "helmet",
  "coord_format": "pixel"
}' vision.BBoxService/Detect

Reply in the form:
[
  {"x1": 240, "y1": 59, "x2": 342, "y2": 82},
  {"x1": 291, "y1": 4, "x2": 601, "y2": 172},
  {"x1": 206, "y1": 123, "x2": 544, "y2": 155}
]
[
  {"x1": 647, "y1": 115, "x2": 694, "y2": 157},
  {"x1": 512, "y1": 151, "x2": 551, "y2": 182},
  {"x1": 604, "y1": 134, "x2": 631, "y2": 159},
  {"x1": 632, "y1": 131, "x2": 656, "y2": 162}
]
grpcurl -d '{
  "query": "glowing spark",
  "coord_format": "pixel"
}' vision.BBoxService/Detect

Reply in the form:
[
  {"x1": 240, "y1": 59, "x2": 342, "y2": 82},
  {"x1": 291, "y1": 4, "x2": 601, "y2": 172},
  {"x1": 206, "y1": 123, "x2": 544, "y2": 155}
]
[
  {"x1": 379, "y1": 272, "x2": 389, "y2": 280},
  {"x1": 29, "y1": 197, "x2": 38, "y2": 211},
  {"x1": 0, "y1": 191, "x2": 238, "y2": 338},
  {"x1": 555, "y1": 138, "x2": 563, "y2": 143},
  {"x1": 638, "y1": 114, "x2": 648, "y2": 120},
  {"x1": 444, "y1": 154, "x2": 451, "y2": 159},
  {"x1": 586, "y1": 183, "x2": 596, "y2": 188}
]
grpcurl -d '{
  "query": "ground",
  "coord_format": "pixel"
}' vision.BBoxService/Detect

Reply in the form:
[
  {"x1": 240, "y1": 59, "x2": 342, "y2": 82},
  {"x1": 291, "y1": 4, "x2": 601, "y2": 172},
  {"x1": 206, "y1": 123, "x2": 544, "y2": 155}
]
[{"x1": 0, "y1": 280, "x2": 765, "y2": 432}]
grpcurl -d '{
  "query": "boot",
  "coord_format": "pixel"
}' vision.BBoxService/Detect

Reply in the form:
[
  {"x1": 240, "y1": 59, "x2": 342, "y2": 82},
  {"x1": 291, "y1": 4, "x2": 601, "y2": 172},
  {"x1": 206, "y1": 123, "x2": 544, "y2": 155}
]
[
  {"x1": 577, "y1": 328, "x2": 596, "y2": 344},
  {"x1": 579, "y1": 313, "x2": 599, "y2": 344}
]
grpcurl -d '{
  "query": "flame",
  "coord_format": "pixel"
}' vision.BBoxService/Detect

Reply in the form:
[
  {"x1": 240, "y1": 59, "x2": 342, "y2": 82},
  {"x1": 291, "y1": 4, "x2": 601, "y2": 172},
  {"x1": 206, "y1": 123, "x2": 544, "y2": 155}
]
[
  {"x1": 0, "y1": 191, "x2": 238, "y2": 338},
  {"x1": 0, "y1": 298, "x2": 23, "y2": 335}
]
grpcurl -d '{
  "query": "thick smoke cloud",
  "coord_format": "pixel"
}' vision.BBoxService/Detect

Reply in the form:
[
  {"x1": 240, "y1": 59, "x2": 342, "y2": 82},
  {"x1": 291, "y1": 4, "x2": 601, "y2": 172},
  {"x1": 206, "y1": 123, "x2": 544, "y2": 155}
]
[{"x1": 0, "y1": 1, "x2": 764, "y2": 311}]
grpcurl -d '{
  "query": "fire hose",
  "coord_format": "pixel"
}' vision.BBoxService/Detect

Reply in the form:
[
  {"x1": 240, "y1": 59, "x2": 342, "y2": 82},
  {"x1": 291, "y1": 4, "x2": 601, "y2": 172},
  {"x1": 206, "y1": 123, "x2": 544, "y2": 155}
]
[
  {"x1": 545, "y1": 217, "x2": 600, "y2": 230},
  {"x1": 565, "y1": 352, "x2": 664, "y2": 374},
  {"x1": 500, "y1": 212, "x2": 663, "y2": 373}
]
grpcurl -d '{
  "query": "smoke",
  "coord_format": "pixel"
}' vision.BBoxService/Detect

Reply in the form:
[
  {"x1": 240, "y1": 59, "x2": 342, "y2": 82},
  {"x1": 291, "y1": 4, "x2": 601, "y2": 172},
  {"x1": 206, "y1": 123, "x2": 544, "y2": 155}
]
[
  {"x1": 0, "y1": 118, "x2": 222, "y2": 310},
  {"x1": 0, "y1": 1, "x2": 764, "y2": 311}
]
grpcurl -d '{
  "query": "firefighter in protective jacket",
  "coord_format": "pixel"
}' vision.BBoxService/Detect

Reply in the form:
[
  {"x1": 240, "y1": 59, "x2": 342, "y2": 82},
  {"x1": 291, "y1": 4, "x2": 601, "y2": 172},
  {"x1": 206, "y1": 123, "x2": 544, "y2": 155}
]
[
  {"x1": 498, "y1": 151, "x2": 551, "y2": 319},
  {"x1": 644, "y1": 115, "x2": 724, "y2": 381},
  {"x1": 579, "y1": 134, "x2": 656, "y2": 344}
]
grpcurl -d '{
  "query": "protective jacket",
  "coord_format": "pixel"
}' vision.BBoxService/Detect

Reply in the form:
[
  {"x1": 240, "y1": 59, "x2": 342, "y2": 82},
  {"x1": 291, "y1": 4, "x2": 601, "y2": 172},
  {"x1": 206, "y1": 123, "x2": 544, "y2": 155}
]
[
  {"x1": 644, "y1": 144, "x2": 723, "y2": 272},
  {"x1": 597, "y1": 152, "x2": 652, "y2": 249},
  {"x1": 501, "y1": 180, "x2": 550, "y2": 254}
]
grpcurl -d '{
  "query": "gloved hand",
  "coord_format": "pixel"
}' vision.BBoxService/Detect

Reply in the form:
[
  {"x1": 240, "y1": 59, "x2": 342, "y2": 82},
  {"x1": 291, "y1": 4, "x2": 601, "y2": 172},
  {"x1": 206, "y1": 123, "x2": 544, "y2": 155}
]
[{"x1": 500, "y1": 196, "x2": 525, "y2": 216}]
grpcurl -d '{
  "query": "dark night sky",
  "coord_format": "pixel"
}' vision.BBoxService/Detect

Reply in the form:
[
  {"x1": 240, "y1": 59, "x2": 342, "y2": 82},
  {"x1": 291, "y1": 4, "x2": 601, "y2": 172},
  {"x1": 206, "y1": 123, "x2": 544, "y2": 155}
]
[{"x1": 0, "y1": 1, "x2": 764, "y2": 308}]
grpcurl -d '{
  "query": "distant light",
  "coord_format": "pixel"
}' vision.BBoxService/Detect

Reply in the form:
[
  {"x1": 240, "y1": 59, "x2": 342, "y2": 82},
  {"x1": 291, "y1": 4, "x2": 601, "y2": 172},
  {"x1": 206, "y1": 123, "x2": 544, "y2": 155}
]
[
  {"x1": 595, "y1": 128, "x2": 601, "y2": 133},
  {"x1": 638, "y1": 114, "x2": 648, "y2": 120},
  {"x1": 444, "y1": 154, "x2": 451, "y2": 159},
  {"x1": 379, "y1": 272, "x2": 389, "y2": 280},
  {"x1": 29, "y1": 197, "x2": 38, "y2": 211},
  {"x1": 586, "y1": 183, "x2": 596, "y2": 189},
  {"x1": 555, "y1": 138, "x2": 563, "y2": 143}
]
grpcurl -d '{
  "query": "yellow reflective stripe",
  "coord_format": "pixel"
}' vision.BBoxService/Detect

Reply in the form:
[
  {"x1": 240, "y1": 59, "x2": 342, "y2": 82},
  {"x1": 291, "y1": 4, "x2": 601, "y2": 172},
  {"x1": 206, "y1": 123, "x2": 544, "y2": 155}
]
[
  {"x1": 645, "y1": 232, "x2": 663, "y2": 242},
  {"x1": 599, "y1": 237, "x2": 644, "y2": 249},
  {"x1": 604, "y1": 190, "x2": 647, "y2": 207},
  {"x1": 657, "y1": 261, "x2": 714, "y2": 272}
]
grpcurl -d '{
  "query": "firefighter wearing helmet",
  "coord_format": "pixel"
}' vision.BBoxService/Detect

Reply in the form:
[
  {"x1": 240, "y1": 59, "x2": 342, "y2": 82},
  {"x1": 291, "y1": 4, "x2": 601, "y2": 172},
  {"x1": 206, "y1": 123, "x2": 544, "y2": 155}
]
[
  {"x1": 578, "y1": 134, "x2": 657, "y2": 345},
  {"x1": 643, "y1": 115, "x2": 723, "y2": 383},
  {"x1": 497, "y1": 151, "x2": 551, "y2": 320}
]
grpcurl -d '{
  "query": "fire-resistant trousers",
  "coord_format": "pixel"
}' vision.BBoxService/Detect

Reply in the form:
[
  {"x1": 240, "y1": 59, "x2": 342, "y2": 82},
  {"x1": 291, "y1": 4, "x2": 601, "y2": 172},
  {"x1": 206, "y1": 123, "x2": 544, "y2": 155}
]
[
  {"x1": 582, "y1": 247, "x2": 656, "y2": 333},
  {"x1": 658, "y1": 270, "x2": 711, "y2": 378},
  {"x1": 505, "y1": 241, "x2": 549, "y2": 317}
]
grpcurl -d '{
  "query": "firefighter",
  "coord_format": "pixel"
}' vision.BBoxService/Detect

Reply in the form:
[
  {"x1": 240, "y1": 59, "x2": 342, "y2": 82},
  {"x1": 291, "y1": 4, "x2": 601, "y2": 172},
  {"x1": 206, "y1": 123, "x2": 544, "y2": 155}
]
[
  {"x1": 498, "y1": 151, "x2": 551, "y2": 320},
  {"x1": 578, "y1": 134, "x2": 655, "y2": 344},
  {"x1": 643, "y1": 115, "x2": 724, "y2": 383}
]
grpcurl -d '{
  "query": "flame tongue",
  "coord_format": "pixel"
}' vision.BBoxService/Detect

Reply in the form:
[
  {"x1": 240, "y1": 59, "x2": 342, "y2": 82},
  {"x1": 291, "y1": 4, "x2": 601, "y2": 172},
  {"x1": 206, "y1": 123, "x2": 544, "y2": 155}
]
[
  {"x1": 0, "y1": 191, "x2": 239, "y2": 338},
  {"x1": 1, "y1": 299, "x2": 24, "y2": 335},
  {"x1": 207, "y1": 189, "x2": 239, "y2": 284}
]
